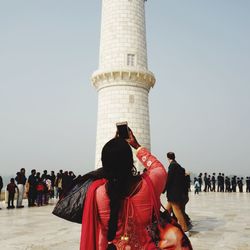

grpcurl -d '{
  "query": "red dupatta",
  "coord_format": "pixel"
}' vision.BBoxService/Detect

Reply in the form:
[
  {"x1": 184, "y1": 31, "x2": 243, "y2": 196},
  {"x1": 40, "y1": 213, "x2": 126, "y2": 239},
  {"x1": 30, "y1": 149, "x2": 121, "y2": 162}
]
[{"x1": 80, "y1": 179, "x2": 107, "y2": 250}]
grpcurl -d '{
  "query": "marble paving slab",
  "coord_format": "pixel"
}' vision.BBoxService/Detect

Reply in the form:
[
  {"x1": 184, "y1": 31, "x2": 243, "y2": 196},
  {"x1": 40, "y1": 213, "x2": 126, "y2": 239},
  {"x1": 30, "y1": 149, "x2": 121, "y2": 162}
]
[{"x1": 0, "y1": 191, "x2": 250, "y2": 249}]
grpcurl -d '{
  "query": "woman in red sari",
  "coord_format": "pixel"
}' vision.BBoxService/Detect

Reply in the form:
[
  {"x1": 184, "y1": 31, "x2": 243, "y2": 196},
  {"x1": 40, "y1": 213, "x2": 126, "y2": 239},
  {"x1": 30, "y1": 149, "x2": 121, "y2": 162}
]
[{"x1": 80, "y1": 131, "x2": 186, "y2": 250}]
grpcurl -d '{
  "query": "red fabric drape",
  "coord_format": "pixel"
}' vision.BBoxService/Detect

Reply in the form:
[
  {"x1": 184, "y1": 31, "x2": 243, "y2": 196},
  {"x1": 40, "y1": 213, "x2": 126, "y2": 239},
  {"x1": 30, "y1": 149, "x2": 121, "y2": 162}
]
[{"x1": 80, "y1": 179, "x2": 106, "y2": 250}]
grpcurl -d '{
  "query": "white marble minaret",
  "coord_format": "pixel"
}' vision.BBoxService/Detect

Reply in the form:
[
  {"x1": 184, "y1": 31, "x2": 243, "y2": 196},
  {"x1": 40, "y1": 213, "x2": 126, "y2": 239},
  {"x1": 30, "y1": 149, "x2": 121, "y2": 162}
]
[{"x1": 92, "y1": 0, "x2": 155, "y2": 168}]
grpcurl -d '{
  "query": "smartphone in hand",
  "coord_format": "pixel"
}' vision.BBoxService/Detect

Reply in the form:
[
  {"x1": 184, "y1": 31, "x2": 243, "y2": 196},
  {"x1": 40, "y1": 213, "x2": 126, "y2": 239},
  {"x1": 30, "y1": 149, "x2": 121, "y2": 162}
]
[{"x1": 116, "y1": 121, "x2": 129, "y2": 139}]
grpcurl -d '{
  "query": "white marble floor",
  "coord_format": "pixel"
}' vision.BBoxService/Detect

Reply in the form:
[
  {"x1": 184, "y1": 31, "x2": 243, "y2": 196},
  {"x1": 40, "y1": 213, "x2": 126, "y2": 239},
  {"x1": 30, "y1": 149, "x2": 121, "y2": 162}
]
[{"x1": 0, "y1": 192, "x2": 250, "y2": 250}]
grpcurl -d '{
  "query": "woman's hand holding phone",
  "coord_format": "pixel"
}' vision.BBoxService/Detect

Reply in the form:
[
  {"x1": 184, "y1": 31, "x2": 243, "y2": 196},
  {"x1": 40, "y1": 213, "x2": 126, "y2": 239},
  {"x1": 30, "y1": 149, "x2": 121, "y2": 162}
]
[{"x1": 127, "y1": 129, "x2": 141, "y2": 150}]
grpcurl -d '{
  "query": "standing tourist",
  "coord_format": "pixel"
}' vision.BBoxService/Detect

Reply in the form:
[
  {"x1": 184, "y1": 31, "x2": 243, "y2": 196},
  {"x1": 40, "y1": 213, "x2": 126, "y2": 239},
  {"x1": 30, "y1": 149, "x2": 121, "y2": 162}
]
[
  {"x1": 185, "y1": 173, "x2": 191, "y2": 192},
  {"x1": 225, "y1": 177, "x2": 231, "y2": 192},
  {"x1": 194, "y1": 177, "x2": 200, "y2": 195},
  {"x1": 54, "y1": 173, "x2": 60, "y2": 199},
  {"x1": 62, "y1": 171, "x2": 71, "y2": 193},
  {"x1": 198, "y1": 173, "x2": 203, "y2": 192},
  {"x1": 231, "y1": 176, "x2": 237, "y2": 192},
  {"x1": 41, "y1": 170, "x2": 50, "y2": 205},
  {"x1": 221, "y1": 173, "x2": 225, "y2": 192},
  {"x1": 217, "y1": 173, "x2": 222, "y2": 192},
  {"x1": 55, "y1": 171, "x2": 63, "y2": 198},
  {"x1": 203, "y1": 173, "x2": 208, "y2": 192},
  {"x1": 27, "y1": 169, "x2": 37, "y2": 207},
  {"x1": 238, "y1": 177, "x2": 244, "y2": 193},
  {"x1": 0, "y1": 176, "x2": 3, "y2": 209},
  {"x1": 246, "y1": 177, "x2": 250, "y2": 193},
  {"x1": 50, "y1": 171, "x2": 56, "y2": 198},
  {"x1": 7, "y1": 178, "x2": 18, "y2": 209},
  {"x1": 207, "y1": 175, "x2": 212, "y2": 192},
  {"x1": 44, "y1": 178, "x2": 52, "y2": 204},
  {"x1": 15, "y1": 168, "x2": 27, "y2": 208},
  {"x1": 211, "y1": 173, "x2": 216, "y2": 192},
  {"x1": 36, "y1": 173, "x2": 45, "y2": 206},
  {"x1": 165, "y1": 152, "x2": 189, "y2": 235}
]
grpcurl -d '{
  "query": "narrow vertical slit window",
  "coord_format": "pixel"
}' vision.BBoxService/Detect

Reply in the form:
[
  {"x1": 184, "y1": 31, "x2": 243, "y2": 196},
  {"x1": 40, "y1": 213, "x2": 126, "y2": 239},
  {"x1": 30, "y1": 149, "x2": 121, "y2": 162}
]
[{"x1": 127, "y1": 54, "x2": 135, "y2": 66}]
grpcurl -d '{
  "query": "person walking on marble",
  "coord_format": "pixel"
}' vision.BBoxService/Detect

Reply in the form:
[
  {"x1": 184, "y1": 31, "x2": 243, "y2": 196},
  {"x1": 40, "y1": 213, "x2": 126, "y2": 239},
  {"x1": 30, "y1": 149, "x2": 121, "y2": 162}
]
[{"x1": 165, "y1": 152, "x2": 189, "y2": 234}]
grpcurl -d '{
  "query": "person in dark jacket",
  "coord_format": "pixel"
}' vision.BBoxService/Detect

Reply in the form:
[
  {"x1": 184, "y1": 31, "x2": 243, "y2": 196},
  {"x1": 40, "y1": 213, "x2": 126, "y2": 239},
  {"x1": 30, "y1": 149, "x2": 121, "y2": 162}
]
[
  {"x1": 0, "y1": 176, "x2": 3, "y2": 194},
  {"x1": 27, "y1": 169, "x2": 37, "y2": 207},
  {"x1": 0, "y1": 176, "x2": 3, "y2": 209},
  {"x1": 231, "y1": 176, "x2": 237, "y2": 192},
  {"x1": 7, "y1": 178, "x2": 18, "y2": 209},
  {"x1": 211, "y1": 173, "x2": 216, "y2": 192},
  {"x1": 246, "y1": 177, "x2": 250, "y2": 193},
  {"x1": 62, "y1": 171, "x2": 71, "y2": 193},
  {"x1": 165, "y1": 152, "x2": 189, "y2": 234},
  {"x1": 15, "y1": 168, "x2": 27, "y2": 208},
  {"x1": 198, "y1": 173, "x2": 203, "y2": 192},
  {"x1": 50, "y1": 171, "x2": 56, "y2": 198},
  {"x1": 237, "y1": 177, "x2": 243, "y2": 192}
]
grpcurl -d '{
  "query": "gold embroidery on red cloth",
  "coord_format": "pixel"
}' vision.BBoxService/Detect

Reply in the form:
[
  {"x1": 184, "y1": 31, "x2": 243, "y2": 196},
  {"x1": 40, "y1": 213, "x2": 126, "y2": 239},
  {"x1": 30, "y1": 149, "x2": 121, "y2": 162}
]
[{"x1": 116, "y1": 199, "x2": 146, "y2": 250}]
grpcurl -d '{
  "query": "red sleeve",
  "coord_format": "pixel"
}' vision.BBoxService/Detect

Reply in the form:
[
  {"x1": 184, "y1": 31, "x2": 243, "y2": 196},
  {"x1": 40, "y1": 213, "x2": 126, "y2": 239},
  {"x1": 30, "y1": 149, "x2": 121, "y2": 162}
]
[{"x1": 136, "y1": 147, "x2": 167, "y2": 196}]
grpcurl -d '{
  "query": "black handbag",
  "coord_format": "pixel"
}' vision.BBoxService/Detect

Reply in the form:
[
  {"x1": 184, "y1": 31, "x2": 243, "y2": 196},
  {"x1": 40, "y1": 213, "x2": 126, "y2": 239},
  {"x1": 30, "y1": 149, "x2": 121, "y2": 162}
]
[
  {"x1": 52, "y1": 168, "x2": 105, "y2": 224},
  {"x1": 143, "y1": 174, "x2": 193, "y2": 250},
  {"x1": 147, "y1": 209, "x2": 193, "y2": 249}
]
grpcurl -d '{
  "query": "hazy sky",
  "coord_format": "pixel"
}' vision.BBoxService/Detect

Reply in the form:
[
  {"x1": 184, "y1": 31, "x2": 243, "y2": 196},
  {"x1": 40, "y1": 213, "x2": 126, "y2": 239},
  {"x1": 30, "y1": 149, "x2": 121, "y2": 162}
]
[{"x1": 0, "y1": 0, "x2": 249, "y2": 179}]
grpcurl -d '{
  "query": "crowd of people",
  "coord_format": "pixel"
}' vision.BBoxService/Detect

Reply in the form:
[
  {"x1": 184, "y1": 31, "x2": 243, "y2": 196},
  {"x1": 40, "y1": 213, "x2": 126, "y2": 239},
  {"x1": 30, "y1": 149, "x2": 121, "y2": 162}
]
[
  {"x1": 193, "y1": 173, "x2": 250, "y2": 194},
  {"x1": 0, "y1": 169, "x2": 77, "y2": 209},
  {"x1": 0, "y1": 136, "x2": 249, "y2": 249}
]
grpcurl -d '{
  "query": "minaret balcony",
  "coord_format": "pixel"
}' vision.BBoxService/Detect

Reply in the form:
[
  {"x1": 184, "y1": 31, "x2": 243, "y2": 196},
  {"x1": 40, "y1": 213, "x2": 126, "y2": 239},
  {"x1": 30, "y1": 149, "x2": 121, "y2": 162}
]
[{"x1": 91, "y1": 69, "x2": 155, "y2": 91}]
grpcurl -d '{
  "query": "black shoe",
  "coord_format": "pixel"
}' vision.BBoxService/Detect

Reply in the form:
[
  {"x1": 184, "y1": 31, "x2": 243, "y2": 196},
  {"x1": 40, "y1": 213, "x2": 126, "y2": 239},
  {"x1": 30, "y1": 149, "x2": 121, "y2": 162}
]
[{"x1": 16, "y1": 206, "x2": 24, "y2": 208}]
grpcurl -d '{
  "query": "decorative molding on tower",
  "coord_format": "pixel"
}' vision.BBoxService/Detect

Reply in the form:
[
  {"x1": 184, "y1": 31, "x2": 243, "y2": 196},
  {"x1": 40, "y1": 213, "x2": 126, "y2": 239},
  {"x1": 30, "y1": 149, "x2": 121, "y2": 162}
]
[{"x1": 91, "y1": 69, "x2": 155, "y2": 92}]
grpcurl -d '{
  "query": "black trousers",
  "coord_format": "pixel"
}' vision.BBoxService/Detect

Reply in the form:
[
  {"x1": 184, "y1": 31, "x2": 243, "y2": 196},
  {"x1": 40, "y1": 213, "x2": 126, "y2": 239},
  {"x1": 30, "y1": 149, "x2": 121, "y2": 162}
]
[
  {"x1": 28, "y1": 187, "x2": 37, "y2": 206},
  {"x1": 8, "y1": 193, "x2": 15, "y2": 207}
]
